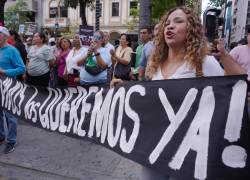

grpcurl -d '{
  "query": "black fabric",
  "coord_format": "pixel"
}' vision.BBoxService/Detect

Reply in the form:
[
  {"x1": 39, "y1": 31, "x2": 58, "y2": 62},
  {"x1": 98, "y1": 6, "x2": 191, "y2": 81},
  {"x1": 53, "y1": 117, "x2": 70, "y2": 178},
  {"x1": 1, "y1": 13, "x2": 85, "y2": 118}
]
[
  {"x1": 114, "y1": 62, "x2": 131, "y2": 80},
  {"x1": 85, "y1": 65, "x2": 105, "y2": 75},
  {"x1": 0, "y1": 75, "x2": 249, "y2": 180}
]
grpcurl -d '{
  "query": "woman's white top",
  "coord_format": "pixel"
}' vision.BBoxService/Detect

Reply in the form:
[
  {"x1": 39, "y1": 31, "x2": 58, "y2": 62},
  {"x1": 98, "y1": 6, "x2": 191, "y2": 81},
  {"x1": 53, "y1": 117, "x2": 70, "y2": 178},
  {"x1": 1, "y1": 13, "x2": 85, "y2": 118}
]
[
  {"x1": 65, "y1": 47, "x2": 88, "y2": 74},
  {"x1": 152, "y1": 55, "x2": 224, "y2": 80}
]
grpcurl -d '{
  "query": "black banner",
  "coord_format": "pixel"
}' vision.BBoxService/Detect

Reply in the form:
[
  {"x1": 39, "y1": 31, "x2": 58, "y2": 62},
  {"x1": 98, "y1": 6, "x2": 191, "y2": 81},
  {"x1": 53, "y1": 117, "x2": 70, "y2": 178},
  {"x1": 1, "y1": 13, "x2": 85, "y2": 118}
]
[{"x1": 0, "y1": 75, "x2": 249, "y2": 179}]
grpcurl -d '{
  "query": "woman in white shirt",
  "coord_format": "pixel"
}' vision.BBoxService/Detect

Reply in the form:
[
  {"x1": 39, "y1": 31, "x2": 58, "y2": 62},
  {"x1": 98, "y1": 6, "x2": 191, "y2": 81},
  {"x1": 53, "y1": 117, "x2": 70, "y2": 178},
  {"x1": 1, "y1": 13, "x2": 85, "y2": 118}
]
[{"x1": 111, "y1": 6, "x2": 245, "y2": 180}]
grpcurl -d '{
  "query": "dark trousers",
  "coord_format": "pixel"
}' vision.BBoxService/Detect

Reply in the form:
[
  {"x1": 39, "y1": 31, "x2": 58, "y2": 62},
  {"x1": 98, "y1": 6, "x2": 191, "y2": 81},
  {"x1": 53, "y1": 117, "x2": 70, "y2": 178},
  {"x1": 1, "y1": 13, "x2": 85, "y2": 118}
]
[{"x1": 26, "y1": 71, "x2": 50, "y2": 87}]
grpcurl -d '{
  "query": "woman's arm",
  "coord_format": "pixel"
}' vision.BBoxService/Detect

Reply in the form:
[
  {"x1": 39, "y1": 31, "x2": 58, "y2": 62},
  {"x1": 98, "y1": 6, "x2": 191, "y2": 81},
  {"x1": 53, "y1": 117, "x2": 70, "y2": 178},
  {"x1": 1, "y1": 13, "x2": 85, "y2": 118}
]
[
  {"x1": 216, "y1": 39, "x2": 246, "y2": 75},
  {"x1": 77, "y1": 53, "x2": 89, "y2": 66},
  {"x1": 95, "y1": 52, "x2": 109, "y2": 68}
]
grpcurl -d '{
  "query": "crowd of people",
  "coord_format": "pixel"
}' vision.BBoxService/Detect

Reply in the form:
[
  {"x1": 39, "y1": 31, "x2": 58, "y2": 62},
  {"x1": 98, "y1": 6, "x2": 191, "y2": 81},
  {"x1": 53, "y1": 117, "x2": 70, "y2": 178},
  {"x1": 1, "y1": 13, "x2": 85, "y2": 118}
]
[{"x1": 0, "y1": 5, "x2": 250, "y2": 179}]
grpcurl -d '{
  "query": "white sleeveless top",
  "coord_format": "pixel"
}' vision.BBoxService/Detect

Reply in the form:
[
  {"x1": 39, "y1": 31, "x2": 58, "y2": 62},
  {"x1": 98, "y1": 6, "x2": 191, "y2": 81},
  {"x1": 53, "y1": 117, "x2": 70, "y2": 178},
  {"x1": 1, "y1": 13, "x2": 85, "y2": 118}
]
[{"x1": 152, "y1": 55, "x2": 224, "y2": 80}]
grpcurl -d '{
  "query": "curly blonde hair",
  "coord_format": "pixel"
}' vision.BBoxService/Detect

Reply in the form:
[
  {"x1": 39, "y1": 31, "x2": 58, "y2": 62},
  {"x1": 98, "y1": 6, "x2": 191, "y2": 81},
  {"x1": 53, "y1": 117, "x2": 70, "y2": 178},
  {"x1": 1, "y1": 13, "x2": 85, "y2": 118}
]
[{"x1": 146, "y1": 6, "x2": 208, "y2": 79}]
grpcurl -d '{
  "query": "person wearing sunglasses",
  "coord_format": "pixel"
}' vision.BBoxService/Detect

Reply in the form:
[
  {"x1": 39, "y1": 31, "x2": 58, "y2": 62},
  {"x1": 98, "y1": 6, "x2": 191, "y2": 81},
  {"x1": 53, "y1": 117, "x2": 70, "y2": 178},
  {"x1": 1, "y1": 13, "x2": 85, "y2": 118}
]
[{"x1": 77, "y1": 30, "x2": 111, "y2": 85}]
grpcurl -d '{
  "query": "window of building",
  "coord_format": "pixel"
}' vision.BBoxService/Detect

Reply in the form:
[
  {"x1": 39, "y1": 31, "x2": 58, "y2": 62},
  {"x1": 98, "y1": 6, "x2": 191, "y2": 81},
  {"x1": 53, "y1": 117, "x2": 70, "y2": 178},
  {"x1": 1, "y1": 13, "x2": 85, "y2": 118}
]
[
  {"x1": 112, "y1": 2, "x2": 119, "y2": 17},
  {"x1": 129, "y1": 0, "x2": 138, "y2": 16},
  {"x1": 49, "y1": 0, "x2": 58, "y2": 18},
  {"x1": 59, "y1": 0, "x2": 68, "y2": 17}
]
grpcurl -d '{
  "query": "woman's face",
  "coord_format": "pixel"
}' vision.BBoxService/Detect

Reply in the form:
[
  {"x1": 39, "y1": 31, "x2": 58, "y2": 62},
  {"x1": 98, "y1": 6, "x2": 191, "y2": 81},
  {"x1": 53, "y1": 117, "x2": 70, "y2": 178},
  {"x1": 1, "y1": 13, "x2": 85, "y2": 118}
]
[
  {"x1": 119, "y1": 35, "x2": 128, "y2": 47},
  {"x1": 164, "y1": 9, "x2": 188, "y2": 47},
  {"x1": 33, "y1": 33, "x2": 43, "y2": 45},
  {"x1": 61, "y1": 39, "x2": 70, "y2": 50},
  {"x1": 73, "y1": 35, "x2": 81, "y2": 47}
]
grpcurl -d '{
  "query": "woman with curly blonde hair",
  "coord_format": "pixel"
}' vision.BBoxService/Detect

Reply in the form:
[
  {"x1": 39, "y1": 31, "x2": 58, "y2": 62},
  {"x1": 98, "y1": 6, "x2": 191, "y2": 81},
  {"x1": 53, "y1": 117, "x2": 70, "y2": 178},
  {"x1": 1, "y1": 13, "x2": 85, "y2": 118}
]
[
  {"x1": 144, "y1": 6, "x2": 244, "y2": 82},
  {"x1": 111, "y1": 6, "x2": 246, "y2": 180}
]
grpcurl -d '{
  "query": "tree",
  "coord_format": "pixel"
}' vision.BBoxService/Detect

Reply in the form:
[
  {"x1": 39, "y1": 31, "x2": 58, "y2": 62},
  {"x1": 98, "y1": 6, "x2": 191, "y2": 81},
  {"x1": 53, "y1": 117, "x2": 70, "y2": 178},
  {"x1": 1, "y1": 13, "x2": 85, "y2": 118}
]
[
  {"x1": 4, "y1": 0, "x2": 30, "y2": 30},
  {"x1": 139, "y1": 0, "x2": 152, "y2": 30},
  {"x1": 209, "y1": 0, "x2": 226, "y2": 7},
  {"x1": 0, "y1": 0, "x2": 7, "y2": 25},
  {"x1": 64, "y1": 0, "x2": 95, "y2": 26},
  {"x1": 152, "y1": 0, "x2": 176, "y2": 22},
  {"x1": 124, "y1": 4, "x2": 139, "y2": 32}
]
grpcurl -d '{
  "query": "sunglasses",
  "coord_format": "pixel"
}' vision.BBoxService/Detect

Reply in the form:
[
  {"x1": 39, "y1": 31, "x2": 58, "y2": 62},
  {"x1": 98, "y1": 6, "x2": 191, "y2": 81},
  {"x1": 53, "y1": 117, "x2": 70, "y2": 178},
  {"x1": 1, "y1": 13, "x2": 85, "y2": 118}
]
[{"x1": 93, "y1": 35, "x2": 102, "y2": 41}]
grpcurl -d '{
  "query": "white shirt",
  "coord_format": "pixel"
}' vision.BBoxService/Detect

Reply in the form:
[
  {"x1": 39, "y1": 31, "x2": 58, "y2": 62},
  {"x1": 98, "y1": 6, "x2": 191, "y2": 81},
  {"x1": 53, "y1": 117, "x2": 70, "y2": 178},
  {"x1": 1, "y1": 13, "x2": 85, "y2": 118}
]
[
  {"x1": 65, "y1": 47, "x2": 88, "y2": 74},
  {"x1": 152, "y1": 55, "x2": 224, "y2": 80}
]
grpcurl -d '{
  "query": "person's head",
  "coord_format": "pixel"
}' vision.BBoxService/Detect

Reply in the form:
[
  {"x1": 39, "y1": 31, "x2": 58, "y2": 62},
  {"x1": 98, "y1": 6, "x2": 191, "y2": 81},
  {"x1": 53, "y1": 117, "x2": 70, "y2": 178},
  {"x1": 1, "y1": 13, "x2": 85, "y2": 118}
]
[
  {"x1": 59, "y1": 37, "x2": 72, "y2": 50},
  {"x1": 0, "y1": 26, "x2": 10, "y2": 47},
  {"x1": 33, "y1": 32, "x2": 47, "y2": 46},
  {"x1": 247, "y1": 28, "x2": 250, "y2": 46},
  {"x1": 9, "y1": 29, "x2": 22, "y2": 43},
  {"x1": 119, "y1": 33, "x2": 131, "y2": 47},
  {"x1": 92, "y1": 30, "x2": 105, "y2": 47},
  {"x1": 139, "y1": 27, "x2": 152, "y2": 44},
  {"x1": 230, "y1": 42, "x2": 238, "y2": 50},
  {"x1": 146, "y1": 6, "x2": 207, "y2": 78},
  {"x1": 237, "y1": 39, "x2": 247, "y2": 46},
  {"x1": 103, "y1": 31, "x2": 110, "y2": 44},
  {"x1": 26, "y1": 37, "x2": 33, "y2": 46},
  {"x1": 72, "y1": 34, "x2": 82, "y2": 48},
  {"x1": 153, "y1": 23, "x2": 160, "y2": 37}
]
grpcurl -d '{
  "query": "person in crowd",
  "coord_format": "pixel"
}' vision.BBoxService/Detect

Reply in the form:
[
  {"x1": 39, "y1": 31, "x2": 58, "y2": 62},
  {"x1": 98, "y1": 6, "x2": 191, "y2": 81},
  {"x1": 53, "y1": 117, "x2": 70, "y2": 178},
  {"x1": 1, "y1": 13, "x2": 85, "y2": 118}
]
[
  {"x1": 103, "y1": 31, "x2": 115, "y2": 82},
  {"x1": 55, "y1": 37, "x2": 72, "y2": 87},
  {"x1": 64, "y1": 34, "x2": 87, "y2": 87},
  {"x1": 138, "y1": 23, "x2": 160, "y2": 80},
  {"x1": 110, "y1": 33, "x2": 133, "y2": 80},
  {"x1": 8, "y1": 30, "x2": 27, "y2": 81},
  {"x1": 237, "y1": 38, "x2": 247, "y2": 46},
  {"x1": 26, "y1": 32, "x2": 55, "y2": 87},
  {"x1": 25, "y1": 36, "x2": 33, "y2": 54},
  {"x1": 77, "y1": 30, "x2": 111, "y2": 85},
  {"x1": 0, "y1": 26, "x2": 25, "y2": 154},
  {"x1": 230, "y1": 29, "x2": 250, "y2": 78},
  {"x1": 111, "y1": 6, "x2": 245, "y2": 179},
  {"x1": 131, "y1": 27, "x2": 152, "y2": 80},
  {"x1": 230, "y1": 28, "x2": 250, "y2": 116},
  {"x1": 103, "y1": 31, "x2": 115, "y2": 53},
  {"x1": 229, "y1": 41, "x2": 238, "y2": 51}
]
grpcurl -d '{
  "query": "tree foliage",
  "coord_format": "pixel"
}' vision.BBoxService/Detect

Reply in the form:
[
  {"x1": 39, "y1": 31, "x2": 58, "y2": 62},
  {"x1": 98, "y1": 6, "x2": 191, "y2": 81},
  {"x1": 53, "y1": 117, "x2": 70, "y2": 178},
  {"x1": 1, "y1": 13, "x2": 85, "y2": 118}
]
[
  {"x1": 209, "y1": 0, "x2": 226, "y2": 7},
  {"x1": 152, "y1": 0, "x2": 176, "y2": 22},
  {"x1": 124, "y1": 3, "x2": 139, "y2": 32},
  {"x1": 4, "y1": 0, "x2": 31, "y2": 31},
  {"x1": 64, "y1": 0, "x2": 95, "y2": 26}
]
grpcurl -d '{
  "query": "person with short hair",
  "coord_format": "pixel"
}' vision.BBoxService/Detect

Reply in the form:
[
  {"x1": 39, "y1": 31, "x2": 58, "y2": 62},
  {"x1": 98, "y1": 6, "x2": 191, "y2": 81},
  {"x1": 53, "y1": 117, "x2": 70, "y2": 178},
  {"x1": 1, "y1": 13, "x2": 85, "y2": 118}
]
[
  {"x1": 77, "y1": 31, "x2": 111, "y2": 85},
  {"x1": 138, "y1": 23, "x2": 160, "y2": 80},
  {"x1": 26, "y1": 32, "x2": 55, "y2": 87},
  {"x1": 0, "y1": 26, "x2": 25, "y2": 154},
  {"x1": 131, "y1": 27, "x2": 152, "y2": 80}
]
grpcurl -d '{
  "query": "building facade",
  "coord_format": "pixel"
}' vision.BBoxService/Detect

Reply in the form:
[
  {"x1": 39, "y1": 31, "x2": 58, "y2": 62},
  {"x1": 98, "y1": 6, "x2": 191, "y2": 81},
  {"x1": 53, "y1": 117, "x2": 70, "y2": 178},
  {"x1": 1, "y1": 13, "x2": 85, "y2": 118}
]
[
  {"x1": 230, "y1": 0, "x2": 250, "y2": 43},
  {"x1": 42, "y1": 0, "x2": 139, "y2": 40},
  {"x1": 5, "y1": 0, "x2": 43, "y2": 33}
]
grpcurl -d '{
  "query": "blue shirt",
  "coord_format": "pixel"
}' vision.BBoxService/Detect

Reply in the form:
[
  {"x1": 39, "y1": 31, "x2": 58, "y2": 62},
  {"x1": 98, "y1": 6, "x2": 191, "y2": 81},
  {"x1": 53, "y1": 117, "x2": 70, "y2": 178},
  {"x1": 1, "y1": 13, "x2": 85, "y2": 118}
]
[
  {"x1": 80, "y1": 47, "x2": 111, "y2": 84},
  {"x1": 139, "y1": 41, "x2": 155, "y2": 69},
  {"x1": 0, "y1": 45, "x2": 25, "y2": 77}
]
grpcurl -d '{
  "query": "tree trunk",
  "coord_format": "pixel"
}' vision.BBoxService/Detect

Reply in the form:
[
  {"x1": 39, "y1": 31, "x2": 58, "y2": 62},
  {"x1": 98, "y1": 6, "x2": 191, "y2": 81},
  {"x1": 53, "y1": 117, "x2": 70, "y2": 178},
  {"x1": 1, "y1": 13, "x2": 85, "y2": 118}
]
[
  {"x1": 0, "y1": 0, "x2": 7, "y2": 26},
  {"x1": 80, "y1": 0, "x2": 87, "y2": 26},
  {"x1": 139, "y1": 0, "x2": 152, "y2": 30}
]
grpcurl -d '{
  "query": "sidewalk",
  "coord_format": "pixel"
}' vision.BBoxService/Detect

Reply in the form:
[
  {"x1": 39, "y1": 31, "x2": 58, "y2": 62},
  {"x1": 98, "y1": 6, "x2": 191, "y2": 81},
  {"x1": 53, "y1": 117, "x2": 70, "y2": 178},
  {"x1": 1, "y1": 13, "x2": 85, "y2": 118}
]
[{"x1": 0, "y1": 121, "x2": 142, "y2": 180}]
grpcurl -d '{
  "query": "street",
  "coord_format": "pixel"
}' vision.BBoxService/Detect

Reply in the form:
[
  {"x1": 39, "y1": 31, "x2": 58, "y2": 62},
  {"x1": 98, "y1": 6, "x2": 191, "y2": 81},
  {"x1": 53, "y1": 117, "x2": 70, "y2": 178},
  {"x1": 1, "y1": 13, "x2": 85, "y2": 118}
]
[{"x1": 0, "y1": 120, "x2": 142, "y2": 180}]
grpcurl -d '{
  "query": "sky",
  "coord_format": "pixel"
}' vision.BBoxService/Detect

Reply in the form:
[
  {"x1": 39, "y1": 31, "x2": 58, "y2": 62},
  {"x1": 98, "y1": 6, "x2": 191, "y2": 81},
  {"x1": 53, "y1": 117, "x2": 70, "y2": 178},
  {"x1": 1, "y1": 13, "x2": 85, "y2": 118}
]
[{"x1": 202, "y1": 0, "x2": 210, "y2": 13}]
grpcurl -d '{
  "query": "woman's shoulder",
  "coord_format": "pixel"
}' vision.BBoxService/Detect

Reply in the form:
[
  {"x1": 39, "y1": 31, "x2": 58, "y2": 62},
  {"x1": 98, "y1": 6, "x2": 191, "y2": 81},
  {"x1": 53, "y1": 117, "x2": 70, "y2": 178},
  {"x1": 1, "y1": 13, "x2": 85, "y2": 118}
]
[
  {"x1": 125, "y1": 46, "x2": 133, "y2": 52},
  {"x1": 202, "y1": 55, "x2": 224, "y2": 76}
]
